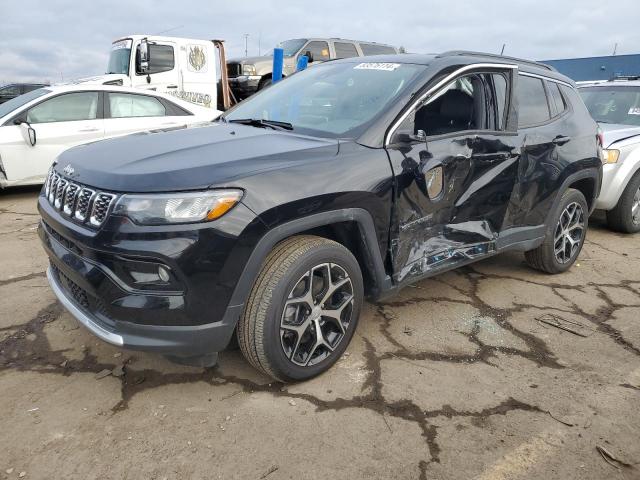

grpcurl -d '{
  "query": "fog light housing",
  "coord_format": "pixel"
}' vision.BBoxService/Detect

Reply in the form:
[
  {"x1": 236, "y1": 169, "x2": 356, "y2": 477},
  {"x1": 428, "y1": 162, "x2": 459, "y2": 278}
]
[{"x1": 158, "y1": 266, "x2": 171, "y2": 283}]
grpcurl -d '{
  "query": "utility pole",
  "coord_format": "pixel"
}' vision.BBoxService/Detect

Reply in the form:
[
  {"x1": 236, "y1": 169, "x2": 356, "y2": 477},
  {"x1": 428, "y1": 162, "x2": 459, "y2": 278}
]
[
  {"x1": 612, "y1": 43, "x2": 618, "y2": 56},
  {"x1": 243, "y1": 34, "x2": 249, "y2": 57}
]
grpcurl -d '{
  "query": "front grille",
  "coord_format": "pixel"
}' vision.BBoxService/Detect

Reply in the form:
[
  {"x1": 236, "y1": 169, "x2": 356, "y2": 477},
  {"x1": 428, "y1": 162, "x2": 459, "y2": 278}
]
[
  {"x1": 227, "y1": 62, "x2": 241, "y2": 78},
  {"x1": 44, "y1": 170, "x2": 116, "y2": 227},
  {"x1": 43, "y1": 220, "x2": 82, "y2": 255},
  {"x1": 90, "y1": 193, "x2": 117, "y2": 226},
  {"x1": 52, "y1": 263, "x2": 90, "y2": 311},
  {"x1": 63, "y1": 183, "x2": 80, "y2": 215}
]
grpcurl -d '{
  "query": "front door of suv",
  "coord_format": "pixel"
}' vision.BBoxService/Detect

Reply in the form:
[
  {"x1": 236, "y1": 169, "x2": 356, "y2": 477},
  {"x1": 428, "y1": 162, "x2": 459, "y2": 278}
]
[{"x1": 386, "y1": 66, "x2": 521, "y2": 284}]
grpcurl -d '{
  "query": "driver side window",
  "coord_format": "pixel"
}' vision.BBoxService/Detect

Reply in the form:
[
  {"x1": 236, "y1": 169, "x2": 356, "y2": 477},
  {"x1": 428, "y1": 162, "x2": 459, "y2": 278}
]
[
  {"x1": 404, "y1": 72, "x2": 509, "y2": 137},
  {"x1": 26, "y1": 92, "x2": 99, "y2": 124},
  {"x1": 303, "y1": 41, "x2": 330, "y2": 62}
]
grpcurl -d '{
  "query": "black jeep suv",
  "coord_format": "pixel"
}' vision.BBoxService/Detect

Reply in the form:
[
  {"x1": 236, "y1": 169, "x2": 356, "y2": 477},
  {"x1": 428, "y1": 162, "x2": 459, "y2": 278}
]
[{"x1": 39, "y1": 52, "x2": 602, "y2": 381}]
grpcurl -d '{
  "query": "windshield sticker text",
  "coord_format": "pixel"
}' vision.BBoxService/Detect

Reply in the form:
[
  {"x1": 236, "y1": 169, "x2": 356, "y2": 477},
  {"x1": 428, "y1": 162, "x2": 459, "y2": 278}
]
[
  {"x1": 354, "y1": 63, "x2": 401, "y2": 71},
  {"x1": 112, "y1": 39, "x2": 132, "y2": 50}
]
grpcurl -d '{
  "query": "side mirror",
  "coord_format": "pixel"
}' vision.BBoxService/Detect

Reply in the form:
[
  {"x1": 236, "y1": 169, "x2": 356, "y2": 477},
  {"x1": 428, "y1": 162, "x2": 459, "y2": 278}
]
[
  {"x1": 394, "y1": 129, "x2": 427, "y2": 145},
  {"x1": 304, "y1": 50, "x2": 314, "y2": 63},
  {"x1": 138, "y1": 38, "x2": 150, "y2": 73},
  {"x1": 17, "y1": 121, "x2": 36, "y2": 146}
]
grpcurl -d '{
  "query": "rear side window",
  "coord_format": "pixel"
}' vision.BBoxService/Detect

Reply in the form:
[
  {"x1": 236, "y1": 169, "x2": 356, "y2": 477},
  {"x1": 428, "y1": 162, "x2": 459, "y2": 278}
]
[
  {"x1": 147, "y1": 44, "x2": 175, "y2": 74},
  {"x1": 303, "y1": 41, "x2": 330, "y2": 61},
  {"x1": 26, "y1": 92, "x2": 99, "y2": 123},
  {"x1": 547, "y1": 82, "x2": 566, "y2": 116},
  {"x1": 491, "y1": 74, "x2": 508, "y2": 130},
  {"x1": 109, "y1": 93, "x2": 166, "y2": 118},
  {"x1": 516, "y1": 75, "x2": 550, "y2": 127},
  {"x1": 360, "y1": 44, "x2": 396, "y2": 55},
  {"x1": 334, "y1": 42, "x2": 358, "y2": 59}
]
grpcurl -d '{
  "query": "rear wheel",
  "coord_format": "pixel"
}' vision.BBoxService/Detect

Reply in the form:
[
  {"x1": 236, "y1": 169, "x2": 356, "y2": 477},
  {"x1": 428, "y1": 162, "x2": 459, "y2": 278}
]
[
  {"x1": 237, "y1": 236, "x2": 363, "y2": 382},
  {"x1": 606, "y1": 172, "x2": 640, "y2": 233},
  {"x1": 525, "y1": 188, "x2": 588, "y2": 274}
]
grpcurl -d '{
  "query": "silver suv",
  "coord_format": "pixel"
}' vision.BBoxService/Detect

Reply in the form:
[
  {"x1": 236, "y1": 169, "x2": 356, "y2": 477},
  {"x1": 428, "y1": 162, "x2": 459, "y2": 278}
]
[
  {"x1": 579, "y1": 78, "x2": 640, "y2": 232},
  {"x1": 226, "y1": 38, "x2": 398, "y2": 99}
]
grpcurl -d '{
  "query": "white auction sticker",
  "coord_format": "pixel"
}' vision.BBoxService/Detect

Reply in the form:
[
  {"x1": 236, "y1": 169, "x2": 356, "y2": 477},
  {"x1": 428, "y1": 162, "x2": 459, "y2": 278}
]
[
  {"x1": 628, "y1": 107, "x2": 640, "y2": 115},
  {"x1": 354, "y1": 63, "x2": 401, "y2": 71}
]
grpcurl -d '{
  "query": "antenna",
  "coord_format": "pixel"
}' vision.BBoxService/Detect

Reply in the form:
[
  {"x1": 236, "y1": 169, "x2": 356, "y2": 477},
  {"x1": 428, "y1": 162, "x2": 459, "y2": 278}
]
[
  {"x1": 500, "y1": 43, "x2": 506, "y2": 55},
  {"x1": 154, "y1": 25, "x2": 184, "y2": 35},
  {"x1": 243, "y1": 34, "x2": 249, "y2": 57}
]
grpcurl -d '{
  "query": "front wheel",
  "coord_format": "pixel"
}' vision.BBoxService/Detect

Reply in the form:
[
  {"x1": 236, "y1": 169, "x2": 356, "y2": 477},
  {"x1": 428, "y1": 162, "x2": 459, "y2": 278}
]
[
  {"x1": 237, "y1": 236, "x2": 364, "y2": 382},
  {"x1": 257, "y1": 77, "x2": 272, "y2": 91},
  {"x1": 525, "y1": 188, "x2": 588, "y2": 274},
  {"x1": 606, "y1": 171, "x2": 640, "y2": 233}
]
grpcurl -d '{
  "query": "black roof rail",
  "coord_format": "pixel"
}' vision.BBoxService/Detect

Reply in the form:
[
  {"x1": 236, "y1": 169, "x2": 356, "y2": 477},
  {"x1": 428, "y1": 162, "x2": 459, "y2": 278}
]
[
  {"x1": 437, "y1": 50, "x2": 556, "y2": 72},
  {"x1": 609, "y1": 75, "x2": 640, "y2": 81}
]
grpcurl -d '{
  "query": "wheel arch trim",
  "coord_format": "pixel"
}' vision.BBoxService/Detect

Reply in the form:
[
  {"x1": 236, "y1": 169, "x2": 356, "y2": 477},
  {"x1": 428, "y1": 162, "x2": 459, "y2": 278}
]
[
  {"x1": 228, "y1": 208, "x2": 392, "y2": 311},
  {"x1": 546, "y1": 168, "x2": 601, "y2": 225}
]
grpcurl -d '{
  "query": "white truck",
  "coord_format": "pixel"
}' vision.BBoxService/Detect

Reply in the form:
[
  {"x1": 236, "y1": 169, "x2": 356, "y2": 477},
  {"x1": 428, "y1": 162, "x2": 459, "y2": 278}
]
[{"x1": 76, "y1": 35, "x2": 233, "y2": 110}]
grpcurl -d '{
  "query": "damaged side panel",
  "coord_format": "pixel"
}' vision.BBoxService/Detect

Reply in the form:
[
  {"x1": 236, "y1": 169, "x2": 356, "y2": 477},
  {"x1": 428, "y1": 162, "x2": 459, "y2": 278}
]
[{"x1": 387, "y1": 133, "x2": 521, "y2": 284}]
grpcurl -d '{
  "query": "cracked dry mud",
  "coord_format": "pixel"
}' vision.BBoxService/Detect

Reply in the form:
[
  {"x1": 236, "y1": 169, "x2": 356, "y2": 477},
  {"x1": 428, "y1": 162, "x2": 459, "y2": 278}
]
[{"x1": 1, "y1": 188, "x2": 639, "y2": 480}]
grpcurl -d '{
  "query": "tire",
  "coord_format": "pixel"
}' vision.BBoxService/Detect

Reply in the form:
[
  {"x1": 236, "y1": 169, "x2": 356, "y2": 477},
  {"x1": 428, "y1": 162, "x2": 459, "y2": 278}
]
[
  {"x1": 258, "y1": 77, "x2": 272, "y2": 91},
  {"x1": 525, "y1": 188, "x2": 588, "y2": 274},
  {"x1": 606, "y1": 171, "x2": 640, "y2": 233},
  {"x1": 237, "y1": 235, "x2": 363, "y2": 382}
]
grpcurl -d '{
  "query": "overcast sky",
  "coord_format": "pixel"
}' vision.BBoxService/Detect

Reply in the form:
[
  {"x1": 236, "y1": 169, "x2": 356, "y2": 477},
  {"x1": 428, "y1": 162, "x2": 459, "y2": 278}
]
[{"x1": 2, "y1": 0, "x2": 639, "y2": 83}]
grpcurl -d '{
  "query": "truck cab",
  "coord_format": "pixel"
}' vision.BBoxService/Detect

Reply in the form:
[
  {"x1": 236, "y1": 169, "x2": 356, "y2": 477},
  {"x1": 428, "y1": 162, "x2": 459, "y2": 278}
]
[{"x1": 78, "y1": 35, "x2": 221, "y2": 110}]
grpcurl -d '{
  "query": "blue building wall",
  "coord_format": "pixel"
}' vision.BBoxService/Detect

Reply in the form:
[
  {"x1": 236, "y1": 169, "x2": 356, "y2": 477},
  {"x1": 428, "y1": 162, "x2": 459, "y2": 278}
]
[{"x1": 540, "y1": 54, "x2": 640, "y2": 82}]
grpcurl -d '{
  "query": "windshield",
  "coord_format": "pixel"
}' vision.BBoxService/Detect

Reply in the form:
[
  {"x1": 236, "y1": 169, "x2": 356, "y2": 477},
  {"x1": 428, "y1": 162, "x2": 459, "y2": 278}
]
[
  {"x1": 276, "y1": 39, "x2": 308, "y2": 57},
  {"x1": 580, "y1": 86, "x2": 640, "y2": 126},
  {"x1": 224, "y1": 61, "x2": 426, "y2": 138},
  {"x1": 0, "y1": 88, "x2": 50, "y2": 121},
  {"x1": 107, "y1": 39, "x2": 132, "y2": 75}
]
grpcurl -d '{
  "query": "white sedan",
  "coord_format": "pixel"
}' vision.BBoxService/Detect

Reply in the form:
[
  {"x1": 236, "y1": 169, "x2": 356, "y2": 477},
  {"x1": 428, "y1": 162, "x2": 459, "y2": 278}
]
[{"x1": 0, "y1": 84, "x2": 220, "y2": 188}]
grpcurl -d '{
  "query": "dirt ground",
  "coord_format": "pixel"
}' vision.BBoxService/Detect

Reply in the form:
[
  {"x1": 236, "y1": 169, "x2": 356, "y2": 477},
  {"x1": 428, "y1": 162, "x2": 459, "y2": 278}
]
[{"x1": 1, "y1": 186, "x2": 639, "y2": 480}]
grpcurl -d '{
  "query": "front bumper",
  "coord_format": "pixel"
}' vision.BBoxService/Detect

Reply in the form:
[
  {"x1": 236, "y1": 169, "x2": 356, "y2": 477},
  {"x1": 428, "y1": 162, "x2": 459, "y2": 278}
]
[
  {"x1": 596, "y1": 161, "x2": 640, "y2": 210},
  {"x1": 37, "y1": 191, "x2": 260, "y2": 358},
  {"x1": 228, "y1": 75, "x2": 261, "y2": 98}
]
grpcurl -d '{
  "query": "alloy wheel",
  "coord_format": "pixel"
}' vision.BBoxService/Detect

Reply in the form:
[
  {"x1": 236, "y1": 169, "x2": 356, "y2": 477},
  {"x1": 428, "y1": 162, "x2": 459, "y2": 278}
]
[
  {"x1": 632, "y1": 187, "x2": 640, "y2": 226},
  {"x1": 280, "y1": 263, "x2": 354, "y2": 367},
  {"x1": 554, "y1": 202, "x2": 585, "y2": 264}
]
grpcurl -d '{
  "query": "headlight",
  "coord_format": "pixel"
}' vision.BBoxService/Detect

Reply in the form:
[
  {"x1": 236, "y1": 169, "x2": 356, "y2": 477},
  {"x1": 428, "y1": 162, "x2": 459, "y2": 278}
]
[
  {"x1": 602, "y1": 149, "x2": 620, "y2": 164},
  {"x1": 113, "y1": 190, "x2": 243, "y2": 225},
  {"x1": 242, "y1": 64, "x2": 256, "y2": 76}
]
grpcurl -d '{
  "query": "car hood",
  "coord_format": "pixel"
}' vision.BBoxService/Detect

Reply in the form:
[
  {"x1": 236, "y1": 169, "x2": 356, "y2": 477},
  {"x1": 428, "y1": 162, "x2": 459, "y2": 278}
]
[
  {"x1": 599, "y1": 123, "x2": 640, "y2": 148},
  {"x1": 54, "y1": 123, "x2": 339, "y2": 192},
  {"x1": 228, "y1": 55, "x2": 272, "y2": 64}
]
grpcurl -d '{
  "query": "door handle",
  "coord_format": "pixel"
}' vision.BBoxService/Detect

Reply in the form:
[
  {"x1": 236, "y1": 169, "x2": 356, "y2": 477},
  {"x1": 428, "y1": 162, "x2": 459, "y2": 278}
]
[
  {"x1": 552, "y1": 135, "x2": 571, "y2": 146},
  {"x1": 166, "y1": 85, "x2": 178, "y2": 89},
  {"x1": 78, "y1": 128, "x2": 99, "y2": 132}
]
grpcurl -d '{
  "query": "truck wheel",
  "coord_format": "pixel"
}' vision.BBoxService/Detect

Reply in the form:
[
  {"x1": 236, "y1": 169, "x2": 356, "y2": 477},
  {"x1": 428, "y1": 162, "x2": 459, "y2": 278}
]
[
  {"x1": 258, "y1": 77, "x2": 272, "y2": 90},
  {"x1": 525, "y1": 188, "x2": 588, "y2": 274},
  {"x1": 606, "y1": 172, "x2": 640, "y2": 233},
  {"x1": 237, "y1": 235, "x2": 363, "y2": 382}
]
